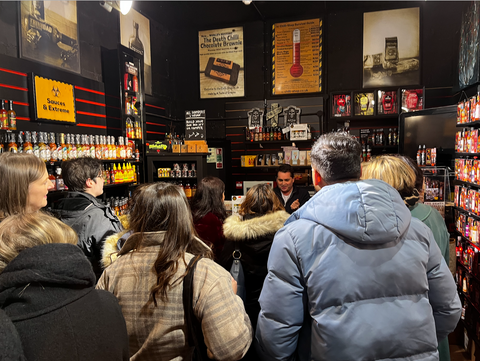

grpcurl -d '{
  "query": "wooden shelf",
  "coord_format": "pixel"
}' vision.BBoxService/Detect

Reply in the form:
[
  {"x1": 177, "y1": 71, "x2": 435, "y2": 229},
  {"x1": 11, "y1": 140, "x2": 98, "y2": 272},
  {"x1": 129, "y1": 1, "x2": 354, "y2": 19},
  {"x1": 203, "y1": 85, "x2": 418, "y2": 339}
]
[
  {"x1": 246, "y1": 139, "x2": 313, "y2": 144},
  {"x1": 456, "y1": 152, "x2": 480, "y2": 157}
]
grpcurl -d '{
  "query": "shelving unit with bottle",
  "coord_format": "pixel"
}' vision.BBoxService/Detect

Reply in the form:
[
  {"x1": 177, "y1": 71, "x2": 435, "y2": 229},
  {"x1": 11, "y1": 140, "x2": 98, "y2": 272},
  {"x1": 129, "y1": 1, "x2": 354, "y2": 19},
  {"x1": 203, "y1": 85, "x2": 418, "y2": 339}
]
[
  {"x1": 453, "y1": 86, "x2": 480, "y2": 348},
  {"x1": 147, "y1": 154, "x2": 206, "y2": 200},
  {"x1": 102, "y1": 44, "x2": 146, "y2": 188},
  {"x1": 329, "y1": 88, "x2": 424, "y2": 157}
]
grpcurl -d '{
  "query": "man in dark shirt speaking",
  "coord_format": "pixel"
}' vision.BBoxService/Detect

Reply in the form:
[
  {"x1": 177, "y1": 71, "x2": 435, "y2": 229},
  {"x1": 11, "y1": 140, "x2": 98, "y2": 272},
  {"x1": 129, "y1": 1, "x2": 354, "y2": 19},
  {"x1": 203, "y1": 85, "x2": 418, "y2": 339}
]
[{"x1": 274, "y1": 164, "x2": 310, "y2": 214}]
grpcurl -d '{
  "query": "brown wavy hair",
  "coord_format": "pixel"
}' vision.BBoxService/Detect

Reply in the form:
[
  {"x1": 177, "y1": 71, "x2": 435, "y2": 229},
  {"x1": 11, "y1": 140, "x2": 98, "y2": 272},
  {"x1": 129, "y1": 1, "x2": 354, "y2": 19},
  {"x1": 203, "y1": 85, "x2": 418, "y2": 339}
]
[
  {"x1": 121, "y1": 182, "x2": 213, "y2": 306},
  {"x1": 0, "y1": 153, "x2": 47, "y2": 219},
  {"x1": 239, "y1": 183, "x2": 284, "y2": 216}
]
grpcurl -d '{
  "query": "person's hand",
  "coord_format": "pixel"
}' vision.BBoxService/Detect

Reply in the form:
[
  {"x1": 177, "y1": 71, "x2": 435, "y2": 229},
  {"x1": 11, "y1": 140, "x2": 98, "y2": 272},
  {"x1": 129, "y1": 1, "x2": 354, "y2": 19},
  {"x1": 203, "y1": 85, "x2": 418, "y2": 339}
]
[
  {"x1": 231, "y1": 276, "x2": 237, "y2": 294},
  {"x1": 291, "y1": 199, "x2": 300, "y2": 210}
]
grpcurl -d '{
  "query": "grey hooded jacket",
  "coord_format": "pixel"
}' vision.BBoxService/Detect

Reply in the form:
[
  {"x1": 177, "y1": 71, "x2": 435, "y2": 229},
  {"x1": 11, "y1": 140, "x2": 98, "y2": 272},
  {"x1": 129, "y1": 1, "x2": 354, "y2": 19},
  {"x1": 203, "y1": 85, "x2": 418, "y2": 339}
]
[{"x1": 255, "y1": 179, "x2": 461, "y2": 361}]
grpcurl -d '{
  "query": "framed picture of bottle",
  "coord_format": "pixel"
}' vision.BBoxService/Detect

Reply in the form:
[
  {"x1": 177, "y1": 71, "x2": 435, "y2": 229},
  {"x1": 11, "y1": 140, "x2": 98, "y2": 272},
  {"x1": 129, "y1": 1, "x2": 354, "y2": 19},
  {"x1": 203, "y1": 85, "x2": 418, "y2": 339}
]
[
  {"x1": 18, "y1": 1, "x2": 80, "y2": 74},
  {"x1": 120, "y1": 9, "x2": 152, "y2": 95}
]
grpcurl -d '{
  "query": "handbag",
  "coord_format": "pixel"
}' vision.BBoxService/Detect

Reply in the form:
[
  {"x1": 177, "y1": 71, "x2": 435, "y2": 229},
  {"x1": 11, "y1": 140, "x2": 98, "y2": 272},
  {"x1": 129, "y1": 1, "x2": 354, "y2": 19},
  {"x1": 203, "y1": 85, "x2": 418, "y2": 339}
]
[
  {"x1": 230, "y1": 247, "x2": 246, "y2": 302},
  {"x1": 183, "y1": 255, "x2": 209, "y2": 361}
]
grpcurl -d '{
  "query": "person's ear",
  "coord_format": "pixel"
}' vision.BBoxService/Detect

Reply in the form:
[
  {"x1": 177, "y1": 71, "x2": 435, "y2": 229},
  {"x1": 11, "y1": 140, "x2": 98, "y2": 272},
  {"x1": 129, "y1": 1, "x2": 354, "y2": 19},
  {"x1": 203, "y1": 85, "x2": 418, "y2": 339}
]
[
  {"x1": 85, "y1": 178, "x2": 94, "y2": 189},
  {"x1": 312, "y1": 168, "x2": 322, "y2": 186}
]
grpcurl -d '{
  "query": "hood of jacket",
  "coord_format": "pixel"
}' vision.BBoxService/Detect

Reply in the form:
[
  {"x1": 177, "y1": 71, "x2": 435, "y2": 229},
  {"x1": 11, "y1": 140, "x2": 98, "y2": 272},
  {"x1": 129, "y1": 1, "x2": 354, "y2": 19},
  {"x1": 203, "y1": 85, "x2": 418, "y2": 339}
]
[
  {"x1": 287, "y1": 179, "x2": 411, "y2": 245},
  {"x1": 223, "y1": 210, "x2": 290, "y2": 241},
  {"x1": 51, "y1": 192, "x2": 101, "y2": 219},
  {"x1": 0, "y1": 243, "x2": 95, "y2": 320}
]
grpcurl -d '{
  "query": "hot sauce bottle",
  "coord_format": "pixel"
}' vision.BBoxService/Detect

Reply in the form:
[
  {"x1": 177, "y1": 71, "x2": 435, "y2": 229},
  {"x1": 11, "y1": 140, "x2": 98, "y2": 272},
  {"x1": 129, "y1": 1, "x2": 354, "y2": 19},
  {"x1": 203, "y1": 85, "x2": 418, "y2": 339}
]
[
  {"x1": 31, "y1": 131, "x2": 40, "y2": 158},
  {"x1": 89, "y1": 135, "x2": 96, "y2": 159},
  {"x1": 17, "y1": 131, "x2": 24, "y2": 153},
  {"x1": 0, "y1": 100, "x2": 8, "y2": 130},
  {"x1": 38, "y1": 132, "x2": 48, "y2": 162},
  {"x1": 59, "y1": 133, "x2": 67, "y2": 161},
  {"x1": 8, "y1": 133, "x2": 18, "y2": 153},
  {"x1": 95, "y1": 135, "x2": 102, "y2": 159},
  {"x1": 48, "y1": 169, "x2": 56, "y2": 191},
  {"x1": 7, "y1": 100, "x2": 16, "y2": 130},
  {"x1": 47, "y1": 132, "x2": 57, "y2": 162}
]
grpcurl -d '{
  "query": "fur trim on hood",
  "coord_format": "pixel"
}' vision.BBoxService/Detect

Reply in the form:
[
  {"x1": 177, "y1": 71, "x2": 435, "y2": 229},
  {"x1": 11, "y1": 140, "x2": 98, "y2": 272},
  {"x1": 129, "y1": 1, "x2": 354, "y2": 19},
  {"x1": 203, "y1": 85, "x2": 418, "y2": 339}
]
[
  {"x1": 223, "y1": 210, "x2": 289, "y2": 241},
  {"x1": 102, "y1": 230, "x2": 130, "y2": 268}
]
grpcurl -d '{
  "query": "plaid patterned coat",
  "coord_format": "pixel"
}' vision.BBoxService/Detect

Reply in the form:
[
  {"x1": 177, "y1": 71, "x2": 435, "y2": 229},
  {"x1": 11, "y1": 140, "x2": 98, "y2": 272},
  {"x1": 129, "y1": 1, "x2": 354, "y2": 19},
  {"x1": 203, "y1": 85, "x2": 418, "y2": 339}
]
[{"x1": 97, "y1": 232, "x2": 252, "y2": 361}]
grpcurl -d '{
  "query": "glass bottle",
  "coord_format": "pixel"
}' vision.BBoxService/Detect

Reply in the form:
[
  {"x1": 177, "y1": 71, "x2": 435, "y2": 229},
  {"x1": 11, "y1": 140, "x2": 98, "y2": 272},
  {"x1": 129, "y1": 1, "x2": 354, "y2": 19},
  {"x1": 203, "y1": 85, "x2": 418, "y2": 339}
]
[
  {"x1": 134, "y1": 120, "x2": 142, "y2": 140},
  {"x1": 70, "y1": 134, "x2": 77, "y2": 160},
  {"x1": 17, "y1": 131, "x2": 24, "y2": 153},
  {"x1": 102, "y1": 135, "x2": 109, "y2": 160},
  {"x1": 23, "y1": 130, "x2": 33, "y2": 154},
  {"x1": 133, "y1": 165, "x2": 137, "y2": 184},
  {"x1": 95, "y1": 135, "x2": 102, "y2": 159},
  {"x1": 89, "y1": 135, "x2": 95, "y2": 159},
  {"x1": 126, "y1": 117, "x2": 134, "y2": 139},
  {"x1": 366, "y1": 146, "x2": 371, "y2": 162},
  {"x1": 421, "y1": 145, "x2": 426, "y2": 166},
  {"x1": 185, "y1": 182, "x2": 192, "y2": 199},
  {"x1": 48, "y1": 168, "x2": 56, "y2": 191},
  {"x1": 75, "y1": 134, "x2": 82, "y2": 158},
  {"x1": 129, "y1": 21, "x2": 144, "y2": 56},
  {"x1": 0, "y1": 133, "x2": 4, "y2": 154},
  {"x1": 109, "y1": 165, "x2": 115, "y2": 184},
  {"x1": 192, "y1": 183, "x2": 197, "y2": 197},
  {"x1": 65, "y1": 134, "x2": 72, "y2": 160},
  {"x1": 59, "y1": 133, "x2": 67, "y2": 161},
  {"x1": 32, "y1": 131, "x2": 40, "y2": 158},
  {"x1": 125, "y1": 137, "x2": 133, "y2": 159},
  {"x1": 0, "y1": 100, "x2": 8, "y2": 130},
  {"x1": 55, "y1": 167, "x2": 65, "y2": 191},
  {"x1": 8, "y1": 133, "x2": 17, "y2": 153},
  {"x1": 117, "y1": 136, "x2": 126, "y2": 159},
  {"x1": 49, "y1": 132, "x2": 57, "y2": 162},
  {"x1": 7, "y1": 100, "x2": 16, "y2": 130},
  {"x1": 416, "y1": 145, "x2": 422, "y2": 165}
]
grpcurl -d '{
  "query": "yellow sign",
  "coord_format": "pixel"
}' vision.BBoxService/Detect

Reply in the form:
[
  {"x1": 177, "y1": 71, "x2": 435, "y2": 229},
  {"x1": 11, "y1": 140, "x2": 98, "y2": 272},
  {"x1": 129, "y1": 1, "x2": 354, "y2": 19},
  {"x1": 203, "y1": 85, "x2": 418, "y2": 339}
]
[
  {"x1": 34, "y1": 76, "x2": 76, "y2": 123},
  {"x1": 272, "y1": 19, "x2": 322, "y2": 95}
]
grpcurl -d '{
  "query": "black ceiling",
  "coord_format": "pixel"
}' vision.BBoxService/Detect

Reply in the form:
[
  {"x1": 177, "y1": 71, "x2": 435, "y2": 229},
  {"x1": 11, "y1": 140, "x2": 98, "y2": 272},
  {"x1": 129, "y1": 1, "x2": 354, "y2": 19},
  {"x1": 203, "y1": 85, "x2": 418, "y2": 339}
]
[{"x1": 135, "y1": 1, "x2": 427, "y2": 31}]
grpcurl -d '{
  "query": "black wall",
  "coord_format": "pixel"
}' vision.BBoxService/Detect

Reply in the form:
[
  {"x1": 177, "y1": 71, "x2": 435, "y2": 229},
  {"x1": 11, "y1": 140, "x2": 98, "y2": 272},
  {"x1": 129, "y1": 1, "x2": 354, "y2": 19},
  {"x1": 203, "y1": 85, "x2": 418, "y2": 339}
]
[{"x1": 0, "y1": 1, "x2": 466, "y2": 127}]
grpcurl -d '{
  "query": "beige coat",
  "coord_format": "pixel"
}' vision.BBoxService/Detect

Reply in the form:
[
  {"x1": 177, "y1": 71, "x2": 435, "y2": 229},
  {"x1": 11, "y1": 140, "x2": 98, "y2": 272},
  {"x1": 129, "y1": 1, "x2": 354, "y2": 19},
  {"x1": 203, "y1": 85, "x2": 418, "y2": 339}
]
[{"x1": 97, "y1": 232, "x2": 252, "y2": 361}]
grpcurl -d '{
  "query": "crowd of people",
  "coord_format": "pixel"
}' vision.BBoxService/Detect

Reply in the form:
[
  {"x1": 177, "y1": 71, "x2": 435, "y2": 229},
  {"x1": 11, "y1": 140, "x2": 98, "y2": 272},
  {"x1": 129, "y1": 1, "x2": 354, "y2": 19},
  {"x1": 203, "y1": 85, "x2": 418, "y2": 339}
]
[{"x1": 0, "y1": 132, "x2": 461, "y2": 361}]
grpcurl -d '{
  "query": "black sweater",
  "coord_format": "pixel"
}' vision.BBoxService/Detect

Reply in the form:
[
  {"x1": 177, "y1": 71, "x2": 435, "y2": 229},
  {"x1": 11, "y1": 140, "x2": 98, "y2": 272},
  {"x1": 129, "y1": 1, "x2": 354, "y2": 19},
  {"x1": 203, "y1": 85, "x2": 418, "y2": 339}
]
[{"x1": 0, "y1": 243, "x2": 129, "y2": 361}]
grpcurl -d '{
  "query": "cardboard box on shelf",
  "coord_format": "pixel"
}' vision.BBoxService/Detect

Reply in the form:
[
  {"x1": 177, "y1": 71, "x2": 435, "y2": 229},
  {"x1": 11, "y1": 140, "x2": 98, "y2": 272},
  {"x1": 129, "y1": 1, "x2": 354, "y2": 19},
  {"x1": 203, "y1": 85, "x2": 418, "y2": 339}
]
[
  {"x1": 299, "y1": 151, "x2": 307, "y2": 165},
  {"x1": 184, "y1": 140, "x2": 208, "y2": 153},
  {"x1": 172, "y1": 144, "x2": 181, "y2": 153},
  {"x1": 181, "y1": 144, "x2": 189, "y2": 153}
]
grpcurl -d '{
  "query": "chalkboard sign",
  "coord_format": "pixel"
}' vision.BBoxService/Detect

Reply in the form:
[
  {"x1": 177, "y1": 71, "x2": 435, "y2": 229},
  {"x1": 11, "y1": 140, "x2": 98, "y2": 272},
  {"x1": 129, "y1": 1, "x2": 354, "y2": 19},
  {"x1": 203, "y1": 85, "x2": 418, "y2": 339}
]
[{"x1": 185, "y1": 110, "x2": 206, "y2": 140}]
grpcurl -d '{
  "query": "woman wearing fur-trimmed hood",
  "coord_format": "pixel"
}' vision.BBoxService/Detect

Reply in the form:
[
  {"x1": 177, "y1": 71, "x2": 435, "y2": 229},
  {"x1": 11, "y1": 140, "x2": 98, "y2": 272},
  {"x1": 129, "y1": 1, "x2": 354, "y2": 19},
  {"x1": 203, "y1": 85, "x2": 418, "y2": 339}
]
[{"x1": 219, "y1": 183, "x2": 289, "y2": 361}]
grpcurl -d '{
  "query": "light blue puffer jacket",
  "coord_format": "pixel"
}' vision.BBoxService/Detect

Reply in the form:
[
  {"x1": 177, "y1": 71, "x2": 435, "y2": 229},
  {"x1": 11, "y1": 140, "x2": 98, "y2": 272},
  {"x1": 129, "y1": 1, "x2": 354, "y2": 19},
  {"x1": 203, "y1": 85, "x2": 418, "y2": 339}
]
[{"x1": 255, "y1": 179, "x2": 461, "y2": 361}]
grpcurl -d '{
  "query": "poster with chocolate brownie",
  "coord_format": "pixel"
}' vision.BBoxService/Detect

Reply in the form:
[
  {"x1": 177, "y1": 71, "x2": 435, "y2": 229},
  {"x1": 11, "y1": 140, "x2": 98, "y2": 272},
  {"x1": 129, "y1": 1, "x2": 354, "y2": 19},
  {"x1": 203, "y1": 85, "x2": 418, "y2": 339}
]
[
  {"x1": 199, "y1": 27, "x2": 244, "y2": 99},
  {"x1": 272, "y1": 19, "x2": 322, "y2": 95}
]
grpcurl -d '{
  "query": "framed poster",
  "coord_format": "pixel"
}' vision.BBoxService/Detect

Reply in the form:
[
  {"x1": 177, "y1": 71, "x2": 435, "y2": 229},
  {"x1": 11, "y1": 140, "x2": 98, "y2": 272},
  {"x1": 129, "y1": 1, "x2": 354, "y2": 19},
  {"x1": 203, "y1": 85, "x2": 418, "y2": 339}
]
[
  {"x1": 19, "y1": 1, "x2": 80, "y2": 73},
  {"x1": 331, "y1": 93, "x2": 352, "y2": 117},
  {"x1": 121, "y1": 9, "x2": 152, "y2": 95},
  {"x1": 458, "y1": 1, "x2": 480, "y2": 90},
  {"x1": 377, "y1": 90, "x2": 398, "y2": 115},
  {"x1": 199, "y1": 27, "x2": 244, "y2": 99},
  {"x1": 354, "y1": 92, "x2": 375, "y2": 116},
  {"x1": 272, "y1": 18, "x2": 322, "y2": 95},
  {"x1": 363, "y1": 8, "x2": 420, "y2": 88}
]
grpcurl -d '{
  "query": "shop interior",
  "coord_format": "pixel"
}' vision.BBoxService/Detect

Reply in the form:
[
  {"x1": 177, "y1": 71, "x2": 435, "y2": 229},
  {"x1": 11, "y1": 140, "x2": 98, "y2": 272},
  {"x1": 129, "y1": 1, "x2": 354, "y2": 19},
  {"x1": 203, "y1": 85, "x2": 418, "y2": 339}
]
[{"x1": 0, "y1": 1, "x2": 477, "y2": 359}]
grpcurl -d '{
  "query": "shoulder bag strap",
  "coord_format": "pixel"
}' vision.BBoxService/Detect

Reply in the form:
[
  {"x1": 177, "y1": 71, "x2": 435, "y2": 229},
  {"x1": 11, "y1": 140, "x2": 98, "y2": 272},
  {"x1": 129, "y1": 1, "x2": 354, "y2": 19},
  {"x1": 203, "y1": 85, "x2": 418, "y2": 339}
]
[{"x1": 183, "y1": 255, "x2": 209, "y2": 361}]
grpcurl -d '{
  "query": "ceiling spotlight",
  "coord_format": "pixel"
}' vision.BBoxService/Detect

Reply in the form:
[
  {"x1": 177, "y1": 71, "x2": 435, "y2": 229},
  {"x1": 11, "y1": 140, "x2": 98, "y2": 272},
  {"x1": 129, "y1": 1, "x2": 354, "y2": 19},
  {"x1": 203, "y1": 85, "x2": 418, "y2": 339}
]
[
  {"x1": 99, "y1": 1, "x2": 132, "y2": 15},
  {"x1": 242, "y1": 0, "x2": 252, "y2": 4}
]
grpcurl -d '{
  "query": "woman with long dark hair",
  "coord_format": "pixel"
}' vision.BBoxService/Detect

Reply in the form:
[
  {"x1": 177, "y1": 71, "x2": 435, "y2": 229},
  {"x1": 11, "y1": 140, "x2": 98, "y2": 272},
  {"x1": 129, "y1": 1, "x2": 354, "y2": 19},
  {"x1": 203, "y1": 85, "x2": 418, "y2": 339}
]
[
  {"x1": 190, "y1": 176, "x2": 228, "y2": 259},
  {"x1": 98, "y1": 182, "x2": 252, "y2": 360}
]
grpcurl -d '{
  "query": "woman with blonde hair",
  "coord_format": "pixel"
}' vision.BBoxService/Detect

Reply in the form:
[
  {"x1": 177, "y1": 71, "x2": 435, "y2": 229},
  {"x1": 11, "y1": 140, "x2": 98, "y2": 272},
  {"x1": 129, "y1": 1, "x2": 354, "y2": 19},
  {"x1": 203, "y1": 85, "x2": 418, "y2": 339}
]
[
  {"x1": 220, "y1": 183, "x2": 289, "y2": 360},
  {"x1": 361, "y1": 155, "x2": 451, "y2": 361},
  {"x1": 98, "y1": 182, "x2": 252, "y2": 360},
  {"x1": 0, "y1": 212, "x2": 129, "y2": 360},
  {"x1": 0, "y1": 153, "x2": 54, "y2": 220}
]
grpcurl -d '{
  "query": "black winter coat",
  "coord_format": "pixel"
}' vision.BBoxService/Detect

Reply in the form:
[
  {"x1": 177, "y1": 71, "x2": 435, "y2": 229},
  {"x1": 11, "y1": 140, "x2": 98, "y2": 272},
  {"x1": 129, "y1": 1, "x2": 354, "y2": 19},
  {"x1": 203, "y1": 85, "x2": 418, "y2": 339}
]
[
  {"x1": 0, "y1": 243, "x2": 129, "y2": 361},
  {"x1": 51, "y1": 191, "x2": 123, "y2": 279},
  {"x1": 219, "y1": 210, "x2": 290, "y2": 330}
]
